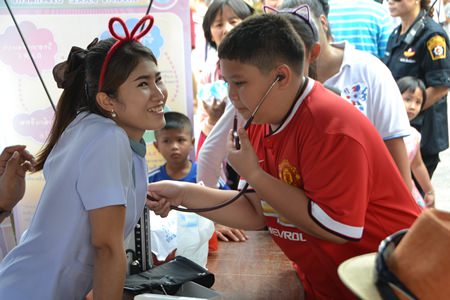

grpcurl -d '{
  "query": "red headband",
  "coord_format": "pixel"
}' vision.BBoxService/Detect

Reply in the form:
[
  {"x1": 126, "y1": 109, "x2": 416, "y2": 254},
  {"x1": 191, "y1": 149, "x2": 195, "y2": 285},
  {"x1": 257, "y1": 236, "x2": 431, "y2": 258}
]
[{"x1": 98, "y1": 15, "x2": 155, "y2": 92}]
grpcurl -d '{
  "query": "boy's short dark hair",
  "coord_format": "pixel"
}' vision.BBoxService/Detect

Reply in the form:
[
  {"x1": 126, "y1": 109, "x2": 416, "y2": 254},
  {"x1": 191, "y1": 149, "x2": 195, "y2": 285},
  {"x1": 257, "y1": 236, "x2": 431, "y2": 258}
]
[
  {"x1": 218, "y1": 13, "x2": 305, "y2": 75},
  {"x1": 155, "y1": 111, "x2": 193, "y2": 140}
]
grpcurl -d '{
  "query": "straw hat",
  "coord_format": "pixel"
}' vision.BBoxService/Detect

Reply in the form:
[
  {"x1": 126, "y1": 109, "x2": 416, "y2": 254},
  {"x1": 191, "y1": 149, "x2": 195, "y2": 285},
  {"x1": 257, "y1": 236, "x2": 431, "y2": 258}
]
[{"x1": 338, "y1": 208, "x2": 450, "y2": 300}]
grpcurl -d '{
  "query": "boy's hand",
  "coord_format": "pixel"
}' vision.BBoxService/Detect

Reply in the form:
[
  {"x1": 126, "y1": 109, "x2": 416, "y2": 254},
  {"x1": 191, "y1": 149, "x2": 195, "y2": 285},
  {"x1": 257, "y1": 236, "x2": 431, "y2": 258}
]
[
  {"x1": 146, "y1": 181, "x2": 185, "y2": 217},
  {"x1": 227, "y1": 128, "x2": 261, "y2": 182},
  {"x1": 215, "y1": 224, "x2": 248, "y2": 242}
]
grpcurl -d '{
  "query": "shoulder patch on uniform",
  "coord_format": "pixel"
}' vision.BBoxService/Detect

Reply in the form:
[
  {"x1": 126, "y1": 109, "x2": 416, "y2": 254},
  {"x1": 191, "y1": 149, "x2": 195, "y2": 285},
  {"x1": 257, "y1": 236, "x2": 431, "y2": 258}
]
[{"x1": 427, "y1": 35, "x2": 446, "y2": 61}]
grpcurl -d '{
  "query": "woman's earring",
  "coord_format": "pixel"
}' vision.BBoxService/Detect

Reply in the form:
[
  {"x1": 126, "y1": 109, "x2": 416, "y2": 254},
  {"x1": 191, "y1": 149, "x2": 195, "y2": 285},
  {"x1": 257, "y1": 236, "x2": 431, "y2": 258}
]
[{"x1": 111, "y1": 110, "x2": 117, "y2": 118}]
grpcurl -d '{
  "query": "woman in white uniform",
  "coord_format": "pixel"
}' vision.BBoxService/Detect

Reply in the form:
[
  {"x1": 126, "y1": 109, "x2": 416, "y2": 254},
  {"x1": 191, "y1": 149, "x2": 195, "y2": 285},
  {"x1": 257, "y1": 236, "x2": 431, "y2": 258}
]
[{"x1": 0, "y1": 16, "x2": 167, "y2": 300}]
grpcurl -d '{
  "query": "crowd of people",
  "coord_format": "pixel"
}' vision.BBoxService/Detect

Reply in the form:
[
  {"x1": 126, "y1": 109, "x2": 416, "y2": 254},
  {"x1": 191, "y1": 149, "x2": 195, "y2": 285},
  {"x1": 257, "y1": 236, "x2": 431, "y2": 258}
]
[{"x1": 1, "y1": 0, "x2": 449, "y2": 299}]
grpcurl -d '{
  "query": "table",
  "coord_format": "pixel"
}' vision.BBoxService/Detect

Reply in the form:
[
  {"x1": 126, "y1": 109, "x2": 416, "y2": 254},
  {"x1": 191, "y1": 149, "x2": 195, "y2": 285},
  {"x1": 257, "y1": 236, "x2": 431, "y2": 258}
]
[{"x1": 206, "y1": 230, "x2": 304, "y2": 300}]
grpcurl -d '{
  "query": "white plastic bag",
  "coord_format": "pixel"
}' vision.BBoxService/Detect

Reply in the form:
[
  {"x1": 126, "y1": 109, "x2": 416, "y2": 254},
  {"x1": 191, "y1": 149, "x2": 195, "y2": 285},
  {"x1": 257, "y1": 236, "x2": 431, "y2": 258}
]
[
  {"x1": 150, "y1": 210, "x2": 178, "y2": 262},
  {"x1": 176, "y1": 212, "x2": 214, "y2": 268},
  {"x1": 149, "y1": 210, "x2": 214, "y2": 268}
]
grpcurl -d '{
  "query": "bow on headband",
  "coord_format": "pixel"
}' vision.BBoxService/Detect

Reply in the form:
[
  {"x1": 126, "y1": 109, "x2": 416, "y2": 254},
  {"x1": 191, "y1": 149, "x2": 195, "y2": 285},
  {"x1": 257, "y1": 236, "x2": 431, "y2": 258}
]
[
  {"x1": 98, "y1": 15, "x2": 155, "y2": 92},
  {"x1": 52, "y1": 38, "x2": 98, "y2": 89}
]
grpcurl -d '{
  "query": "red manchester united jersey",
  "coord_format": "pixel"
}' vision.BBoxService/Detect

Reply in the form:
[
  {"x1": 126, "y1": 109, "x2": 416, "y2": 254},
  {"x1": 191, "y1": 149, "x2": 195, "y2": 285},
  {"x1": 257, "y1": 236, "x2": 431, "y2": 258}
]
[{"x1": 246, "y1": 80, "x2": 421, "y2": 299}]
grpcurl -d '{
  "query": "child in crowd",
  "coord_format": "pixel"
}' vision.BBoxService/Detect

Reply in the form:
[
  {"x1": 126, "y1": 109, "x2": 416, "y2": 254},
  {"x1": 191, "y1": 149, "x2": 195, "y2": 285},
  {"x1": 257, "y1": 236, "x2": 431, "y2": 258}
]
[
  {"x1": 149, "y1": 111, "x2": 228, "y2": 265},
  {"x1": 397, "y1": 76, "x2": 435, "y2": 208},
  {"x1": 149, "y1": 111, "x2": 229, "y2": 191},
  {"x1": 196, "y1": 5, "x2": 322, "y2": 195},
  {"x1": 197, "y1": 6, "x2": 320, "y2": 217},
  {"x1": 151, "y1": 112, "x2": 202, "y2": 184},
  {"x1": 148, "y1": 14, "x2": 421, "y2": 300},
  {"x1": 0, "y1": 15, "x2": 165, "y2": 300},
  {"x1": 197, "y1": 4, "x2": 320, "y2": 244}
]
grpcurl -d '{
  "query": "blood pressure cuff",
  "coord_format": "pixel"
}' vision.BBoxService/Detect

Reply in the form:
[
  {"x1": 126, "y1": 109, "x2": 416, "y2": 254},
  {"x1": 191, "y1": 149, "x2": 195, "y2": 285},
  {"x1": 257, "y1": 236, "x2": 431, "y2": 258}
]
[{"x1": 124, "y1": 256, "x2": 215, "y2": 295}]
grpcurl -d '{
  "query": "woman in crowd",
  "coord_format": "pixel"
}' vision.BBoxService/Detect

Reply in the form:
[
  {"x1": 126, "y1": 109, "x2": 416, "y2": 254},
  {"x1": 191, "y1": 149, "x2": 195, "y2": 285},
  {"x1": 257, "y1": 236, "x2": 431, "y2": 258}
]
[{"x1": 383, "y1": 0, "x2": 450, "y2": 181}]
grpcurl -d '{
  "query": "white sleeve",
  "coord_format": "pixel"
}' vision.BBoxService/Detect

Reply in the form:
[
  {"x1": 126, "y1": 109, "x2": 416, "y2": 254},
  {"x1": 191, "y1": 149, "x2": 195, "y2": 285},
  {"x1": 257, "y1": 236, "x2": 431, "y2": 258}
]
[
  {"x1": 367, "y1": 59, "x2": 410, "y2": 140},
  {"x1": 197, "y1": 102, "x2": 242, "y2": 187}
]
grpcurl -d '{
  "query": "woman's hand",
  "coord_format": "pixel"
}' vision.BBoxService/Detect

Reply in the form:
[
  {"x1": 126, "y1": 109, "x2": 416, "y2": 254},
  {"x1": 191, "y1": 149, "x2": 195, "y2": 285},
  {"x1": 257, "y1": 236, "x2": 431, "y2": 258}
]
[
  {"x1": 146, "y1": 181, "x2": 186, "y2": 217},
  {"x1": 227, "y1": 128, "x2": 261, "y2": 182}
]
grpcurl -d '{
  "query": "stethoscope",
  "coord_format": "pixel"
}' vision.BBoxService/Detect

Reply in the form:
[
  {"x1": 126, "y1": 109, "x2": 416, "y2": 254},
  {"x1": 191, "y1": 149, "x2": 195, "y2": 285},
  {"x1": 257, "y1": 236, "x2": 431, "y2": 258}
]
[{"x1": 150, "y1": 75, "x2": 309, "y2": 213}]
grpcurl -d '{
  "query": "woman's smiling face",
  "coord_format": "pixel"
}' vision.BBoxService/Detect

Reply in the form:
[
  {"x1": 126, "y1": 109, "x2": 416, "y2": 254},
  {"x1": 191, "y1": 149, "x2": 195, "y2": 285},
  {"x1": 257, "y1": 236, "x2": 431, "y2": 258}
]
[{"x1": 111, "y1": 58, "x2": 167, "y2": 140}]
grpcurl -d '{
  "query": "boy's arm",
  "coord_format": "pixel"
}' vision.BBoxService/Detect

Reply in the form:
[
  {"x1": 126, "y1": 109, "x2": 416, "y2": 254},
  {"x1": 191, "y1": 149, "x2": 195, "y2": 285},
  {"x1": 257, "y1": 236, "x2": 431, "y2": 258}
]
[
  {"x1": 229, "y1": 128, "x2": 348, "y2": 244},
  {"x1": 89, "y1": 205, "x2": 127, "y2": 300},
  {"x1": 384, "y1": 138, "x2": 412, "y2": 191},
  {"x1": 243, "y1": 169, "x2": 347, "y2": 244},
  {"x1": 147, "y1": 181, "x2": 266, "y2": 230}
]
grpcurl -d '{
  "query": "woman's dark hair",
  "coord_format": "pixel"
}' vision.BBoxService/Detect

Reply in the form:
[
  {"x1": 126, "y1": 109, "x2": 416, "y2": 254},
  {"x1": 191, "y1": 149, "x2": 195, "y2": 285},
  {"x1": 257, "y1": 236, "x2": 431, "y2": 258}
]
[
  {"x1": 281, "y1": 0, "x2": 332, "y2": 39},
  {"x1": 35, "y1": 38, "x2": 157, "y2": 171},
  {"x1": 283, "y1": 14, "x2": 317, "y2": 50},
  {"x1": 282, "y1": 13, "x2": 318, "y2": 79},
  {"x1": 397, "y1": 76, "x2": 427, "y2": 110},
  {"x1": 202, "y1": 0, "x2": 254, "y2": 49}
]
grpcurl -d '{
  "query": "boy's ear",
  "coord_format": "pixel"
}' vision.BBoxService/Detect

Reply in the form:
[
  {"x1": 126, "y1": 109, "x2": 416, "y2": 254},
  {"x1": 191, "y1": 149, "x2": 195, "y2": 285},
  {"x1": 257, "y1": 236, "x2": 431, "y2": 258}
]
[
  {"x1": 153, "y1": 140, "x2": 159, "y2": 151},
  {"x1": 96, "y1": 92, "x2": 115, "y2": 113},
  {"x1": 274, "y1": 64, "x2": 291, "y2": 87},
  {"x1": 191, "y1": 137, "x2": 195, "y2": 147}
]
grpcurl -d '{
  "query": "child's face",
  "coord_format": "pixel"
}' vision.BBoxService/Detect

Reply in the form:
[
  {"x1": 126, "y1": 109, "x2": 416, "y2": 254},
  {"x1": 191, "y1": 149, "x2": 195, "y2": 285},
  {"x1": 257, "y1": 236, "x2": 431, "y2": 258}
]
[
  {"x1": 112, "y1": 58, "x2": 167, "y2": 140},
  {"x1": 402, "y1": 87, "x2": 423, "y2": 121},
  {"x1": 210, "y1": 5, "x2": 243, "y2": 48},
  {"x1": 154, "y1": 128, "x2": 194, "y2": 165},
  {"x1": 220, "y1": 59, "x2": 284, "y2": 125}
]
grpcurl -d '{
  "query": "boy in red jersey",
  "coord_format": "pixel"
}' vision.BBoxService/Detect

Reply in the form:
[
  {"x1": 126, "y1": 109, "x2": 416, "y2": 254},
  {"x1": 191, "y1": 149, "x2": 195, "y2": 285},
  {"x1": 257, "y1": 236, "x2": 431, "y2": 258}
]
[{"x1": 148, "y1": 13, "x2": 421, "y2": 299}]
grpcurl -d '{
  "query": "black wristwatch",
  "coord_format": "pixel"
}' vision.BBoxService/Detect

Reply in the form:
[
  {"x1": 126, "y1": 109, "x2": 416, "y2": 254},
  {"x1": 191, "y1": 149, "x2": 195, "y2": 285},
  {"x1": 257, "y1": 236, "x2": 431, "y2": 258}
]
[{"x1": 0, "y1": 208, "x2": 12, "y2": 220}]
